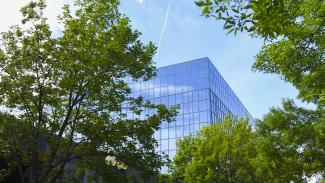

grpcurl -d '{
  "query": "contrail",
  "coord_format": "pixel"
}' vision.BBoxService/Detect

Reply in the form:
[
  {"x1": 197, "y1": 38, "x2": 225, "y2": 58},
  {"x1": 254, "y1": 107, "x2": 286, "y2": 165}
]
[{"x1": 156, "y1": 0, "x2": 172, "y2": 57}]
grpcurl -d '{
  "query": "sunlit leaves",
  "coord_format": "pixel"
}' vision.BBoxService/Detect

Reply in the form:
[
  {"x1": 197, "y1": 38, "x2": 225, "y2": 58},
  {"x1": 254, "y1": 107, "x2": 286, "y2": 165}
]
[
  {"x1": 196, "y1": 0, "x2": 325, "y2": 106},
  {"x1": 253, "y1": 100, "x2": 325, "y2": 182},
  {"x1": 0, "y1": 0, "x2": 177, "y2": 182},
  {"x1": 195, "y1": 0, "x2": 325, "y2": 181},
  {"x1": 171, "y1": 115, "x2": 258, "y2": 183}
]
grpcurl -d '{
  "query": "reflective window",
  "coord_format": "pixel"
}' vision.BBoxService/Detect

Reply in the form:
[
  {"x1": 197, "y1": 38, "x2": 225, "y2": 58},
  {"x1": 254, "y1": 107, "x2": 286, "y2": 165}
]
[
  {"x1": 197, "y1": 68, "x2": 208, "y2": 79},
  {"x1": 161, "y1": 140, "x2": 168, "y2": 151},
  {"x1": 153, "y1": 88, "x2": 160, "y2": 98},
  {"x1": 169, "y1": 128, "x2": 176, "y2": 139},
  {"x1": 192, "y1": 101, "x2": 199, "y2": 113},
  {"x1": 168, "y1": 95, "x2": 176, "y2": 106},
  {"x1": 199, "y1": 90, "x2": 208, "y2": 100},
  {"x1": 193, "y1": 91, "x2": 199, "y2": 101},
  {"x1": 152, "y1": 98, "x2": 160, "y2": 105},
  {"x1": 169, "y1": 120, "x2": 176, "y2": 128},
  {"x1": 193, "y1": 112, "x2": 199, "y2": 123},
  {"x1": 199, "y1": 111, "x2": 208, "y2": 123},
  {"x1": 127, "y1": 58, "x2": 253, "y2": 168},
  {"x1": 161, "y1": 122, "x2": 168, "y2": 128},
  {"x1": 176, "y1": 126, "x2": 183, "y2": 138},
  {"x1": 169, "y1": 139, "x2": 176, "y2": 150},
  {"x1": 161, "y1": 96, "x2": 168, "y2": 105},
  {"x1": 199, "y1": 100, "x2": 207, "y2": 111},
  {"x1": 161, "y1": 128, "x2": 168, "y2": 139},
  {"x1": 194, "y1": 124, "x2": 200, "y2": 134},
  {"x1": 183, "y1": 114, "x2": 190, "y2": 125},
  {"x1": 168, "y1": 85, "x2": 175, "y2": 95},
  {"x1": 184, "y1": 125, "x2": 190, "y2": 136},
  {"x1": 176, "y1": 93, "x2": 182, "y2": 104}
]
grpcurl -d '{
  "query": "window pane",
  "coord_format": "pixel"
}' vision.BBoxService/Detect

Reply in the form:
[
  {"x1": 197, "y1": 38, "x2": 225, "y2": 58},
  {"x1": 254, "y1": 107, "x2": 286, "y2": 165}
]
[
  {"x1": 194, "y1": 124, "x2": 200, "y2": 134},
  {"x1": 161, "y1": 140, "x2": 168, "y2": 151},
  {"x1": 176, "y1": 93, "x2": 182, "y2": 104},
  {"x1": 176, "y1": 126, "x2": 183, "y2": 138},
  {"x1": 161, "y1": 96, "x2": 168, "y2": 105},
  {"x1": 169, "y1": 128, "x2": 175, "y2": 139},
  {"x1": 186, "y1": 92, "x2": 192, "y2": 102},
  {"x1": 169, "y1": 139, "x2": 176, "y2": 150},
  {"x1": 154, "y1": 88, "x2": 160, "y2": 98},
  {"x1": 183, "y1": 114, "x2": 190, "y2": 125},
  {"x1": 193, "y1": 91, "x2": 199, "y2": 101},
  {"x1": 176, "y1": 117, "x2": 183, "y2": 126},
  {"x1": 199, "y1": 90, "x2": 208, "y2": 100},
  {"x1": 193, "y1": 101, "x2": 199, "y2": 112},
  {"x1": 168, "y1": 85, "x2": 175, "y2": 95},
  {"x1": 197, "y1": 79, "x2": 208, "y2": 90},
  {"x1": 193, "y1": 112, "x2": 199, "y2": 124},
  {"x1": 199, "y1": 100, "x2": 207, "y2": 111},
  {"x1": 168, "y1": 95, "x2": 176, "y2": 105},
  {"x1": 184, "y1": 125, "x2": 190, "y2": 136},
  {"x1": 200, "y1": 111, "x2": 208, "y2": 123},
  {"x1": 175, "y1": 84, "x2": 183, "y2": 93},
  {"x1": 152, "y1": 97, "x2": 160, "y2": 105},
  {"x1": 161, "y1": 128, "x2": 168, "y2": 139},
  {"x1": 169, "y1": 120, "x2": 176, "y2": 128},
  {"x1": 189, "y1": 125, "x2": 194, "y2": 135},
  {"x1": 197, "y1": 68, "x2": 207, "y2": 79},
  {"x1": 161, "y1": 121, "x2": 168, "y2": 128}
]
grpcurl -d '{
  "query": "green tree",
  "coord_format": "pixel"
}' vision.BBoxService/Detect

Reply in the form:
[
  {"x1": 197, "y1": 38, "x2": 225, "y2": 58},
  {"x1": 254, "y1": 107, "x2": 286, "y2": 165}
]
[
  {"x1": 0, "y1": 0, "x2": 177, "y2": 182},
  {"x1": 195, "y1": 0, "x2": 324, "y2": 106},
  {"x1": 196, "y1": 0, "x2": 325, "y2": 107},
  {"x1": 253, "y1": 100, "x2": 325, "y2": 182},
  {"x1": 196, "y1": 0, "x2": 325, "y2": 180},
  {"x1": 171, "y1": 115, "x2": 258, "y2": 183},
  {"x1": 158, "y1": 173, "x2": 173, "y2": 183}
]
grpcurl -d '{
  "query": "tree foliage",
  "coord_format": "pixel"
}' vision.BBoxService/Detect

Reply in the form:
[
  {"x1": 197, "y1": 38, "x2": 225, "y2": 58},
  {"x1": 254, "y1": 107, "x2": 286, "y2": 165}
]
[
  {"x1": 0, "y1": 0, "x2": 177, "y2": 182},
  {"x1": 171, "y1": 115, "x2": 258, "y2": 183},
  {"x1": 253, "y1": 100, "x2": 325, "y2": 182},
  {"x1": 196, "y1": 0, "x2": 325, "y2": 180},
  {"x1": 196, "y1": 0, "x2": 325, "y2": 107}
]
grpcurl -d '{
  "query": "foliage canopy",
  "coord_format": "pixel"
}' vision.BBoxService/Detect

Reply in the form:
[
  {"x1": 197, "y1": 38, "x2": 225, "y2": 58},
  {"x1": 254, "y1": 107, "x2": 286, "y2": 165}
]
[
  {"x1": 171, "y1": 115, "x2": 258, "y2": 183},
  {"x1": 196, "y1": 0, "x2": 325, "y2": 107},
  {"x1": 0, "y1": 0, "x2": 177, "y2": 182},
  {"x1": 195, "y1": 0, "x2": 325, "y2": 181}
]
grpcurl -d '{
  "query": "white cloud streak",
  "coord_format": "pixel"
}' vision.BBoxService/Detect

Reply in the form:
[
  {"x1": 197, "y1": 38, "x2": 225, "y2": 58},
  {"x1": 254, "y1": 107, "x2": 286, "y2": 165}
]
[{"x1": 156, "y1": 0, "x2": 172, "y2": 57}]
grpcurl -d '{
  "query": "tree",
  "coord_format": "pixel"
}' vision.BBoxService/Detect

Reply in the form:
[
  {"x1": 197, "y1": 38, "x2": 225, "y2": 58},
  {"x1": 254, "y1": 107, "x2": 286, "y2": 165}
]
[
  {"x1": 196, "y1": 0, "x2": 325, "y2": 180},
  {"x1": 158, "y1": 173, "x2": 173, "y2": 183},
  {"x1": 171, "y1": 115, "x2": 258, "y2": 183},
  {"x1": 0, "y1": 0, "x2": 177, "y2": 182},
  {"x1": 253, "y1": 100, "x2": 324, "y2": 182},
  {"x1": 195, "y1": 0, "x2": 324, "y2": 106}
]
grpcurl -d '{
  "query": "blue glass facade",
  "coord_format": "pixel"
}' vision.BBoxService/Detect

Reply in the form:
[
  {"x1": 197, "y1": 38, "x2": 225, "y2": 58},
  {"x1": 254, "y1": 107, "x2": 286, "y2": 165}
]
[{"x1": 125, "y1": 57, "x2": 253, "y2": 163}]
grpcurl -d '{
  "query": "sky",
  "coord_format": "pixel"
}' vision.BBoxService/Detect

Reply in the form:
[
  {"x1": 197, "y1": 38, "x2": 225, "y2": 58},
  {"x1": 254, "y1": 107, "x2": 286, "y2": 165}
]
[{"x1": 0, "y1": 0, "x2": 311, "y2": 119}]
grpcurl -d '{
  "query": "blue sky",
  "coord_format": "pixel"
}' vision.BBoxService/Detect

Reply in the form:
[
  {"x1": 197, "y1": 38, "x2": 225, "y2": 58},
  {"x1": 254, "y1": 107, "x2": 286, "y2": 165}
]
[
  {"x1": 119, "y1": 0, "x2": 307, "y2": 119},
  {"x1": 0, "y1": 0, "x2": 309, "y2": 119}
]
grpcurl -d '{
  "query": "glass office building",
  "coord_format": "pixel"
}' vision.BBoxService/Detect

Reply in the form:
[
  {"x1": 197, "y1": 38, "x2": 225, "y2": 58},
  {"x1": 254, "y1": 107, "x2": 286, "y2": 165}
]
[{"x1": 125, "y1": 57, "x2": 253, "y2": 164}]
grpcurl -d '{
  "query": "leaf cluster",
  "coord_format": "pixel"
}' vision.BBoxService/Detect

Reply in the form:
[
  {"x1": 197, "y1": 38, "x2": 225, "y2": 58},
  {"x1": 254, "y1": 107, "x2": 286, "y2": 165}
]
[
  {"x1": 171, "y1": 115, "x2": 258, "y2": 183},
  {"x1": 253, "y1": 99, "x2": 325, "y2": 182},
  {"x1": 0, "y1": 0, "x2": 177, "y2": 182},
  {"x1": 195, "y1": 1, "x2": 324, "y2": 180}
]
